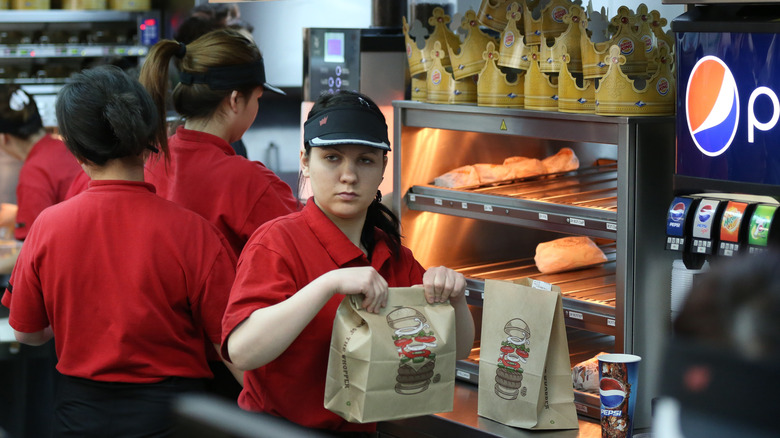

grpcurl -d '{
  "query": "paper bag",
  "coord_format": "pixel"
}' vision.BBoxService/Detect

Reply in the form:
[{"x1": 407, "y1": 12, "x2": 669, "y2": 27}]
[
  {"x1": 325, "y1": 287, "x2": 456, "y2": 423},
  {"x1": 477, "y1": 278, "x2": 578, "y2": 429}
]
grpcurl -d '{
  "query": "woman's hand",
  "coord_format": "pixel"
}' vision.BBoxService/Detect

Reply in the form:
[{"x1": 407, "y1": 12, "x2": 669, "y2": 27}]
[
  {"x1": 422, "y1": 266, "x2": 466, "y2": 305},
  {"x1": 323, "y1": 266, "x2": 389, "y2": 313}
]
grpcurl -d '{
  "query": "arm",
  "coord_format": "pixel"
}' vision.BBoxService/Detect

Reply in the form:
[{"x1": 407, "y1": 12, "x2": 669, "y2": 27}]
[
  {"x1": 213, "y1": 343, "x2": 244, "y2": 387},
  {"x1": 227, "y1": 266, "x2": 388, "y2": 372},
  {"x1": 422, "y1": 266, "x2": 476, "y2": 360},
  {"x1": 14, "y1": 326, "x2": 53, "y2": 346}
]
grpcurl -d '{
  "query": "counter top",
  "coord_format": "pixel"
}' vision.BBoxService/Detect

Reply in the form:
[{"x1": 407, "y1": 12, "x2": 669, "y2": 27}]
[{"x1": 379, "y1": 382, "x2": 601, "y2": 438}]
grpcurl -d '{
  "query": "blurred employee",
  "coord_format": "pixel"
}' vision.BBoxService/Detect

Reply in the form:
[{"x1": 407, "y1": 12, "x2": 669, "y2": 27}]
[
  {"x1": 0, "y1": 85, "x2": 81, "y2": 241},
  {"x1": 2, "y1": 65, "x2": 238, "y2": 437},
  {"x1": 139, "y1": 28, "x2": 299, "y2": 259},
  {"x1": 138, "y1": 28, "x2": 299, "y2": 400},
  {"x1": 221, "y1": 91, "x2": 476, "y2": 433}
]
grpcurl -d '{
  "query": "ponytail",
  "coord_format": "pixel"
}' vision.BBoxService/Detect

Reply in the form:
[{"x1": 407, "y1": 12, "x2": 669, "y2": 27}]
[
  {"x1": 361, "y1": 190, "x2": 402, "y2": 260},
  {"x1": 138, "y1": 39, "x2": 179, "y2": 160}
]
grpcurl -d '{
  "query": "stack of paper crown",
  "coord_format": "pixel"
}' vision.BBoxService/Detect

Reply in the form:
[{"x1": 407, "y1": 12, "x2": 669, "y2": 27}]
[
  {"x1": 402, "y1": 8, "x2": 461, "y2": 102},
  {"x1": 524, "y1": 47, "x2": 559, "y2": 111},
  {"x1": 523, "y1": 0, "x2": 575, "y2": 46},
  {"x1": 539, "y1": 4, "x2": 585, "y2": 74},
  {"x1": 427, "y1": 41, "x2": 479, "y2": 104},
  {"x1": 497, "y1": 1, "x2": 531, "y2": 71},
  {"x1": 478, "y1": 41, "x2": 525, "y2": 108},
  {"x1": 594, "y1": 44, "x2": 674, "y2": 116},
  {"x1": 446, "y1": 10, "x2": 499, "y2": 80},
  {"x1": 557, "y1": 47, "x2": 595, "y2": 113}
]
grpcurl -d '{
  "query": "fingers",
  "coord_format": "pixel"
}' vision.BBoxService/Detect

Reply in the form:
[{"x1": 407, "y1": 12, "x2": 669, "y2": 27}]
[
  {"x1": 361, "y1": 271, "x2": 388, "y2": 314},
  {"x1": 423, "y1": 266, "x2": 466, "y2": 304}
]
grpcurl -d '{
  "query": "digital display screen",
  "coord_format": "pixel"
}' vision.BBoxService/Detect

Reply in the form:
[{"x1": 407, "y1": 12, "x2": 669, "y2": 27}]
[{"x1": 324, "y1": 32, "x2": 345, "y2": 64}]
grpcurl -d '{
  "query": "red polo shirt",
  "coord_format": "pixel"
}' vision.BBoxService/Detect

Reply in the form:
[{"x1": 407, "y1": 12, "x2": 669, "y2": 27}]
[
  {"x1": 144, "y1": 127, "x2": 299, "y2": 257},
  {"x1": 222, "y1": 200, "x2": 426, "y2": 432},
  {"x1": 4, "y1": 180, "x2": 236, "y2": 383},
  {"x1": 15, "y1": 134, "x2": 81, "y2": 240}
]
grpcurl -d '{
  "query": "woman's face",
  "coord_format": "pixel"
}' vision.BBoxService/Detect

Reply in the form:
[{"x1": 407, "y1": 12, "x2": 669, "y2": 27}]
[{"x1": 301, "y1": 143, "x2": 387, "y2": 224}]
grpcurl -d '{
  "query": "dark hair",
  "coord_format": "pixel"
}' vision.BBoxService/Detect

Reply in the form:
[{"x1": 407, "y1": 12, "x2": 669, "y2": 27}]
[
  {"x1": 304, "y1": 90, "x2": 401, "y2": 258},
  {"x1": 140, "y1": 28, "x2": 262, "y2": 141},
  {"x1": 176, "y1": 3, "x2": 246, "y2": 44},
  {"x1": 0, "y1": 85, "x2": 43, "y2": 139},
  {"x1": 674, "y1": 253, "x2": 780, "y2": 361},
  {"x1": 56, "y1": 65, "x2": 166, "y2": 165}
]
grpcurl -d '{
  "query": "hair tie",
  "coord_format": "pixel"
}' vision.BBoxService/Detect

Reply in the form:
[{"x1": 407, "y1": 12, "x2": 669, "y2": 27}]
[
  {"x1": 175, "y1": 42, "x2": 186, "y2": 59},
  {"x1": 375, "y1": 190, "x2": 382, "y2": 203}
]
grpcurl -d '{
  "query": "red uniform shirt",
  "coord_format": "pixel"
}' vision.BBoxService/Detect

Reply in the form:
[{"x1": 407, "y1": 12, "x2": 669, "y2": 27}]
[
  {"x1": 64, "y1": 169, "x2": 89, "y2": 200},
  {"x1": 222, "y1": 200, "x2": 426, "y2": 432},
  {"x1": 144, "y1": 127, "x2": 299, "y2": 257},
  {"x1": 3, "y1": 180, "x2": 236, "y2": 383},
  {"x1": 15, "y1": 134, "x2": 81, "y2": 240}
]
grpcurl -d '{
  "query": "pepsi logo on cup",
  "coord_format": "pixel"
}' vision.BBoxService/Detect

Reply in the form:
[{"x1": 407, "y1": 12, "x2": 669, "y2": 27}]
[{"x1": 599, "y1": 377, "x2": 626, "y2": 412}]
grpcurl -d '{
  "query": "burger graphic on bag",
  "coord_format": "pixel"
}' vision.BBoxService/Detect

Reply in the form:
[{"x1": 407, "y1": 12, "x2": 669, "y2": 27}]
[
  {"x1": 495, "y1": 318, "x2": 531, "y2": 400},
  {"x1": 387, "y1": 306, "x2": 440, "y2": 395}
]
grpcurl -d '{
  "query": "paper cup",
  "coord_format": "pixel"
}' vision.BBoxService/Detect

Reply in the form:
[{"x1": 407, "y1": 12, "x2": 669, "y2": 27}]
[{"x1": 598, "y1": 354, "x2": 641, "y2": 438}]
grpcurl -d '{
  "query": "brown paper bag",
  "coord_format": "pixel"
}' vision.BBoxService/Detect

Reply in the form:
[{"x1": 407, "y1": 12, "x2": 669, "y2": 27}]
[
  {"x1": 324, "y1": 287, "x2": 456, "y2": 423},
  {"x1": 477, "y1": 278, "x2": 578, "y2": 429}
]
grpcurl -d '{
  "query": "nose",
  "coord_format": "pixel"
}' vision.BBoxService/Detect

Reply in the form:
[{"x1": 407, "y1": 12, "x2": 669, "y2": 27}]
[{"x1": 339, "y1": 160, "x2": 358, "y2": 184}]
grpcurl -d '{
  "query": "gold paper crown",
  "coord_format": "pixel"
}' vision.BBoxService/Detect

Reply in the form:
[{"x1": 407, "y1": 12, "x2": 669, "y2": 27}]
[
  {"x1": 632, "y1": 4, "x2": 657, "y2": 74},
  {"x1": 539, "y1": 4, "x2": 584, "y2": 74},
  {"x1": 524, "y1": 0, "x2": 577, "y2": 47},
  {"x1": 447, "y1": 10, "x2": 499, "y2": 79},
  {"x1": 644, "y1": 6, "x2": 675, "y2": 76},
  {"x1": 427, "y1": 41, "x2": 478, "y2": 104},
  {"x1": 478, "y1": 41, "x2": 525, "y2": 108},
  {"x1": 477, "y1": 0, "x2": 516, "y2": 32},
  {"x1": 557, "y1": 48, "x2": 595, "y2": 113},
  {"x1": 580, "y1": 5, "x2": 648, "y2": 79},
  {"x1": 497, "y1": 2, "x2": 531, "y2": 71},
  {"x1": 595, "y1": 45, "x2": 674, "y2": 116},
  {"x1": 402, "y1": 8, "x2": 461, "y2": 77},
  {"x1": 411, "y1": 75, "x2": 427, "y2": 102},
  {"x1": 403, "y1": 16, "x2": 427, "y2": 77},
  {"x1": 524, "y1": 47, "x2": 559, "y2": 111}
]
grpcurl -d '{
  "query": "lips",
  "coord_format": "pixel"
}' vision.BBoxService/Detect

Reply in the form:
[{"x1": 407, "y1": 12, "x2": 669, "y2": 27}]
[{"x1": 337, "y1": 192, "x2": 357, "y2": 201}]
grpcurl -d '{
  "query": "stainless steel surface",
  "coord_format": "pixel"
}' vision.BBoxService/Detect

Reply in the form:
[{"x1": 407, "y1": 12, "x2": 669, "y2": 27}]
[
  {"x1": 378, "y1": 382, "x2": 602, "y2": 438},
  {"x1": 393, "y1": 101, "x2": 676, "y2": 428}
]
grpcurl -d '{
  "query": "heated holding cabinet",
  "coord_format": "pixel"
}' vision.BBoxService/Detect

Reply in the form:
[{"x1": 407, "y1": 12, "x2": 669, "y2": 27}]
[{"x1": 389, "y1": 101, "x2": 675, "y2": 432}]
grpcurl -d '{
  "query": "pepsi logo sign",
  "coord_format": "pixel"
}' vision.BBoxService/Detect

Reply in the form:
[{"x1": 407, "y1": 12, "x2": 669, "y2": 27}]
[
  {"x1": 599, "y1": 377, "x2": 626, "y2": 409},
  {"x1": 686, "y1": 55, "x2": 780, "y2": 157},
  {"x1": 686, "y1": 56, "x2": 740, "y2": 157},
  {"x1": 670, "y1": 202, "x2": 686, "y2": 222},
  {"x1": 698, "y1": 203, "x2": 713, "y2": 222}
]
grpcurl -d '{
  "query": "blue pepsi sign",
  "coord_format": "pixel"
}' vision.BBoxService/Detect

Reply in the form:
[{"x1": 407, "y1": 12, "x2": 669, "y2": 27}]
[{"x1": 677, "y1": 32, "x2": 780, "y2": 185}]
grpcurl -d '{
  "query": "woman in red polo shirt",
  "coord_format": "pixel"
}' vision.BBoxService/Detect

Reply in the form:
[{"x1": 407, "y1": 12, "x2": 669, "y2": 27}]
[
  {"x1": 221, "y1": 91, "x2": 476, "y2": 433},
  {"x1": 0, "y1": 86, "x2": 81, "y2": 241},
  {"x1": 4, "y1": 65, "x2": 238, "y2": 437},
  {"x1": 138, "y1": 28, "x2": 299, "y2": 258}
]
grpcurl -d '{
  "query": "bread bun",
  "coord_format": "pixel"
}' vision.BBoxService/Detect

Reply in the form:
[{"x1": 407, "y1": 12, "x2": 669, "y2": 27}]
[
  {"x1": 542, "y1": 147, "x2": 579, "y2": 173},
  {"x1": 473, "y1": 163, "x2": 512, "y2": 183},
  {"x1": 433, "y1": 165, "x2": 480, "y2": 188},
  {"x1": 502, "y1": 156, "x2": 547, "y2": 179},
  {"x1": 534, "y1": 236, "x2": 607, "y2": 274}
]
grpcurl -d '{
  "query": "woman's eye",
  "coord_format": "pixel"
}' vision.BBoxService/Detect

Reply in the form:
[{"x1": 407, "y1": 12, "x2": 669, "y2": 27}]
[{"x1": 324, "y1": 155, "x2": 338, "y2": 161}]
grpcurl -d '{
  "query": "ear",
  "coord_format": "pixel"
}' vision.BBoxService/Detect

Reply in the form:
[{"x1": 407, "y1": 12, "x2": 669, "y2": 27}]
[
  {"x1": 300, "y1": 149, "x2": 310, "y2": 177},
  {"x1": 228, "y1": 90, "x2": 241, "y2": 113},
  {"x1": 382, "y1": 154, "x2": 388, "y2": 173}
]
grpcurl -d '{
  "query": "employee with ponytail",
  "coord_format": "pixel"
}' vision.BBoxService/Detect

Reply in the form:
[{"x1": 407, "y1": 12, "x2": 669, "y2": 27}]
[
  {"x1": 138, "y1": 28, "x2": 299, "y2": 258},
  {"x1": 221, "y1": 90, "x2": 475, "y2": 433},
  {"x1": 3, "y1": 65, "x2": 237, "y2": 437}
]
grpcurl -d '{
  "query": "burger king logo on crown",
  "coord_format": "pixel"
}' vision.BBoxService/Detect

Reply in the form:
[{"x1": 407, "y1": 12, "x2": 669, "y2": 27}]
[
  {"x1": 504, "y1": 31, "x2": 515, "y2": 48},
  {"x1": 551, "y1": 5, "x2": 568, "y2": 23},
  {"x1": 618, "y1": 37, "x2": 634, "y2": 56},
  {"x1": 657, "y1": 77, "x2": 670, "y2": 96},
  {"x1": 431, "y1": 69, "x2": 442, "y2": 85}
]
